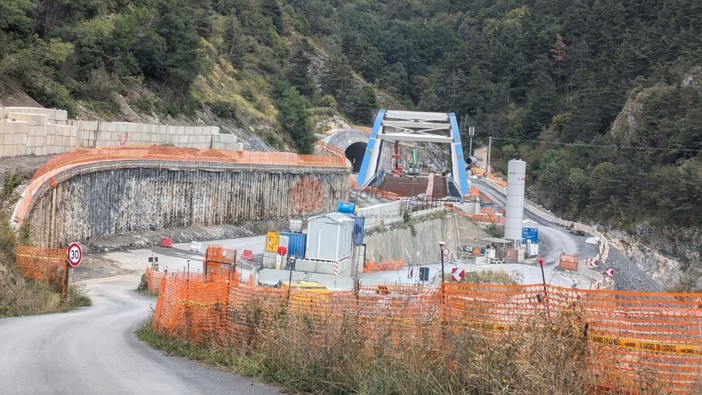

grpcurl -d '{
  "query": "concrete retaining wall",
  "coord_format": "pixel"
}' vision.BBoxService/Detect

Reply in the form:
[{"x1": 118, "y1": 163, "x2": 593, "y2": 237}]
[
  {"x1": 26, "y1": 162, "x2": 348, "y2": 247},
  {"x1": 363, "y1": 212, "x2": 486, "y2": 266},
  {"x1": 0, "y1": 106, "x2": 242, "y2": 155}
]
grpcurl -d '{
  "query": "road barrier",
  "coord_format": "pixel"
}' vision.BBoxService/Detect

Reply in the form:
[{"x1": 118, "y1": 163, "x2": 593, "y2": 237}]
[
  {"x1": 15, "y1": 246, "x2": 68, "y2": 293},
  {"x1": 149, "y1": 271, "x2": 702, "y2": 394}
]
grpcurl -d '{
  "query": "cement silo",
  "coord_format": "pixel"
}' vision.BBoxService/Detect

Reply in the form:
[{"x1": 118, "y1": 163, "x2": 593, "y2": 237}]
[{"x1": 504, "y1": 160, "x2": 526, "y2": 242}]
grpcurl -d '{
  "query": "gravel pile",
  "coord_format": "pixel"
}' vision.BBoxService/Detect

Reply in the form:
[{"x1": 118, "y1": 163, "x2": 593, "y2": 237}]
[{"x1": 603, "y1": 248, "x2": 663, "y2": 292}]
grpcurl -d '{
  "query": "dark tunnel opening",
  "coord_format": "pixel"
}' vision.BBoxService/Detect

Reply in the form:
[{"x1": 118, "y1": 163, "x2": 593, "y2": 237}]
[{"x1": 345, "y1": 142, "x2": 367, "y2": 173}]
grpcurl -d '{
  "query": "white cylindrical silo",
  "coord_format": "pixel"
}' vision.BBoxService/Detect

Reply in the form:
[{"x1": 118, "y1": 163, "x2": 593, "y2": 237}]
[{"x1": 504, "y1": 160, "x2": 526, "y2": 241}]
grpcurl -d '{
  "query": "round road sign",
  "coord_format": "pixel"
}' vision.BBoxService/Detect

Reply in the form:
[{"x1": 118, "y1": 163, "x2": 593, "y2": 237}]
[
  {"x1": 67, "y1": 242, "x2": 83, "y2": 267},
  {"x1": 277, "y1": 246, "x2": 288, "y2": 256}
]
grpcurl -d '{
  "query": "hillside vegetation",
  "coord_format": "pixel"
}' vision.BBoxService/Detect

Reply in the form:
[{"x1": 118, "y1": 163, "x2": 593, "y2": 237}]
[{"x1": 0, "y1": 1, "x2": 700, "y2": 283}]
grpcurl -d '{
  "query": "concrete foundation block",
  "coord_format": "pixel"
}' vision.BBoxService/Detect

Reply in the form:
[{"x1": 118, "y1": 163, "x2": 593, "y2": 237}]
[
  {"x1": 27, "y1": 136, "x2": 47, "y2": 147},
  {"x1": 295, "y1": 260, "x2": 317, "y2": 273},
  {"x1": 55, "y1": 110, "x2": 68, "y2": 122},
  {"x1": 83, "y1": 120, "x2": 99, "y2": 131},
  {"x1": 27, "y1": 125, "x2": 44, "y2": 137},
  {"x1": 7, "y1": 112, "x2": 47, "y2": 126}
]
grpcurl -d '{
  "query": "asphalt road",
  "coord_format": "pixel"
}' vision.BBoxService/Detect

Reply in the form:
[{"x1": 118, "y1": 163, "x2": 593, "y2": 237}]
[
  {"x1": 474, "y1": 179, "x2": 578, "y2": 264},
  {"x1": 474, "y1": 179, "x2": 661, "y2": 291},
  {"x1": 0, "y1": 273, "x2": 282, "y2": 394}
]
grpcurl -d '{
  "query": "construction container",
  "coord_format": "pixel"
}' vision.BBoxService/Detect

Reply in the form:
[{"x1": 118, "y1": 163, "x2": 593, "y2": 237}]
[
  {"x1": 280, "y1": 232, "x2": 306, "y2": 259},
  {"x1": 337, "y1": 201, "x2": 357, "y2": 214},
  {"x1": 306, "y1": 213, "x2": 354, "y2": 261}
]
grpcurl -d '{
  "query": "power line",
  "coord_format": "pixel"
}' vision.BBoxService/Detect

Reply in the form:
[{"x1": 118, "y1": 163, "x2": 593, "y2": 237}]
[{"x1": 487, "y1": 136, "x2": 702, "y2": 154}]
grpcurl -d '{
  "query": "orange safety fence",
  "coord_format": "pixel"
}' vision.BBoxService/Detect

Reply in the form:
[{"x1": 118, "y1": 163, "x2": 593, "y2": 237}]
[
  {"x1": 33, "y1": 145, "x2": 346, "y2": 182},
  {"x1": 143, "y1": 268, "x2": 165, "y2": 294},
  {"x1": 362, "y1": 185, "x2": 399, "y2": 200},
  {"x1": 314, "y1": 141, "x2": 346, "y2": 160},
  {"x1": 151, "y1": 273, "x2": 702, "y2": 394},
  {"x1": 449, "y1": 205, "x2": 505, "y2": 225},
  {"x1": 363, "y1": 259, "x2": 404, "y2": 273},
  {"x1": 486, "y1": 173, "x2": 507, "y2": 188},
  {"x1": 15, "y1": 246, "x2": 68, "y2": 292}
]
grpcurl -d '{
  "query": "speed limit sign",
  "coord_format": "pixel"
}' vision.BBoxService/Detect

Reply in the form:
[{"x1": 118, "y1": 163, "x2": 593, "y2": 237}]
[{"x1": 67, "y1": 242, "x2": 83, "y2": 267}]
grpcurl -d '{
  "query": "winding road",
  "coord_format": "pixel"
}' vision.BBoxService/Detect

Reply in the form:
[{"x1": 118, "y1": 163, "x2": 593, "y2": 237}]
[
  {"x1": 474, "y1": 179, "x2": 661, "y2": 291},
  {"x1": 0, "y1": 273, "x2": 281, "y2": 394}
]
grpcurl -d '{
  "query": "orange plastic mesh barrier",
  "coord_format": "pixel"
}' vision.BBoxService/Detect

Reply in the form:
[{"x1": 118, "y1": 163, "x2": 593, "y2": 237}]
[
  {"x1": 151, "y1": 273, "x2": 702, "y2": 394},
  {"x1": 448, "y1": 204, "x2": 505, "y2": 225},
  {"x1": 33, "y1": 145, "x2": 346, "y2": 182},
  {"x1": 362, "y1": 186, "x2": 399, "y2": 200},
  {"x1": 15, "y1": 246, "x2": 68, "y2": 283},
  {"x1": 144, "y1": 268, "x2": 165, "y2": 294},
  {"x1": 202, "y1": 245, "x2": 237, "y2": 279},
  {"x1": 486, "y1": 174, "x2": 508, "y2": 188},
  {"x1": 363, "y1": 259, "x2": 404, "y2": 273},
  {"x1": 15, "y1": 246, "x2": 68, "y2": 292}
]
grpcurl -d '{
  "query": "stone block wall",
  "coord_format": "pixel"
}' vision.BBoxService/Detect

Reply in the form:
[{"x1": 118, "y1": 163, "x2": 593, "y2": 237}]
[{"x1": 0, "y1": 107, "x2": 243, "y2": 156}]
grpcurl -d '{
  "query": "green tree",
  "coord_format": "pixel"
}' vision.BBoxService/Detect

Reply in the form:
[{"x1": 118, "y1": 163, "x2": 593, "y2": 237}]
[
  {"x1": 285, "y1": 40, "x2": 316, "y2": 98},
  {"x1": 350, "y1": 85, "x2": 377, "y2": 125},
  {"x1": 274, "y1": 83, "x2": 314, "y2": 153},
  {"x1": 154, "y1": 0, "x2": 205, "y2": 89},
  {"x1": 261, "y1": 0, "x2": 284, "y2": 35},
  {"x1": 322, "y1": 53, "x2": 355, "y2": 114}
]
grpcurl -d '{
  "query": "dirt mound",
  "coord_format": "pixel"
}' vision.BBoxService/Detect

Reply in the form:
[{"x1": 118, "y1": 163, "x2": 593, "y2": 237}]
[{"x1": 0, "y1": 79, "x2": 42, "y2": 108}]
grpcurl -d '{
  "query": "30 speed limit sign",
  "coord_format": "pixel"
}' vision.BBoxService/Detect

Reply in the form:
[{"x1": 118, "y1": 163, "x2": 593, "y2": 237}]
[{"x1": 67, "y1": 242, "x2": 83, "y2": 267}]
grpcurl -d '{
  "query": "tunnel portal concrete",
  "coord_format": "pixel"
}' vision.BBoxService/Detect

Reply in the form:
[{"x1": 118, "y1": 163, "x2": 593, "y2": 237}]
[
  {"x1": 323, "y1": 129, "x2": 369, "y2": 173},
  {"x1": 345, "y1": 142, "x2": 367, "y2": 173}
]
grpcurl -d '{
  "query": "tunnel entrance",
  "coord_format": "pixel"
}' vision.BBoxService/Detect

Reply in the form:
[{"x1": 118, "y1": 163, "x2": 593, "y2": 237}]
[{"x1": 345, "y1": 142, "x2": 367, "y2": 173}]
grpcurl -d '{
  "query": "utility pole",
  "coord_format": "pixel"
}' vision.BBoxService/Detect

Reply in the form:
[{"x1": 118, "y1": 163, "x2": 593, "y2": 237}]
[
  {"x1": 487, "y1": 136, "x2": 492, "y2": 175},
  {"x1": 468, "y1": 126, "x2": 475, "y2": 157}
]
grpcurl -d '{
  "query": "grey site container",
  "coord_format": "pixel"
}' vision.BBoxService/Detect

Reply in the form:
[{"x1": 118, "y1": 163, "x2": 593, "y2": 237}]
[{"x1": 305, "y1": 212, "x2": 354, "y2": 261}]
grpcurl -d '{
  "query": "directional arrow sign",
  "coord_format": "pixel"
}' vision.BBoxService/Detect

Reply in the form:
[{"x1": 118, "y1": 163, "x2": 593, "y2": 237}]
[
  {"x1": 451, "y1": 267, "x2": 464, "y2": 282},
  {"x1": 67, "y1": 242, "x2": 83, "y2": 267}
]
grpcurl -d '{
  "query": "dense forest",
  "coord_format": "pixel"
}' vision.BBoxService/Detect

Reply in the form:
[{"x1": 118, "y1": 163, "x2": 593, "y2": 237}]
[{"x1": 0, "y1": 1, "x2": 700, "y2": 265}]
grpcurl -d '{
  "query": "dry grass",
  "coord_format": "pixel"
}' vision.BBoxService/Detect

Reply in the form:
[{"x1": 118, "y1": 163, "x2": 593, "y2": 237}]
[
  {"x1": 141, "y1": 303, "x2": 597, "y2": 395},
  {"x1": 0, "y1": 175, "x2": 91, "y2": 317}
]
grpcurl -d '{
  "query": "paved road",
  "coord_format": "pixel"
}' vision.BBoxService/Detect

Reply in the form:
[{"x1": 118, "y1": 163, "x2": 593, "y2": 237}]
[
  {"x1": 474, "y1": 179, "x2": 661, "y2": 291},
  {"x1": 0, "y1": 273, "x2": 282, "y2": 394},
  {"x1": 474, "y1": 179, "x2": 578, "y2": 263}
]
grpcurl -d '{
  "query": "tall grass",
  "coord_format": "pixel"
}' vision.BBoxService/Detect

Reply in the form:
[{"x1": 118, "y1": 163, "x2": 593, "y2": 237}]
[{"x1": 139, "y1": 305, "x2": 596, "y2": 394}]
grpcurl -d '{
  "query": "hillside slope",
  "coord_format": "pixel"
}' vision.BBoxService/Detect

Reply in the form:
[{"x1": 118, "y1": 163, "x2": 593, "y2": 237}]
[{"x1": 0, "y1": 0, "x2": 700, "y2": 289}]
